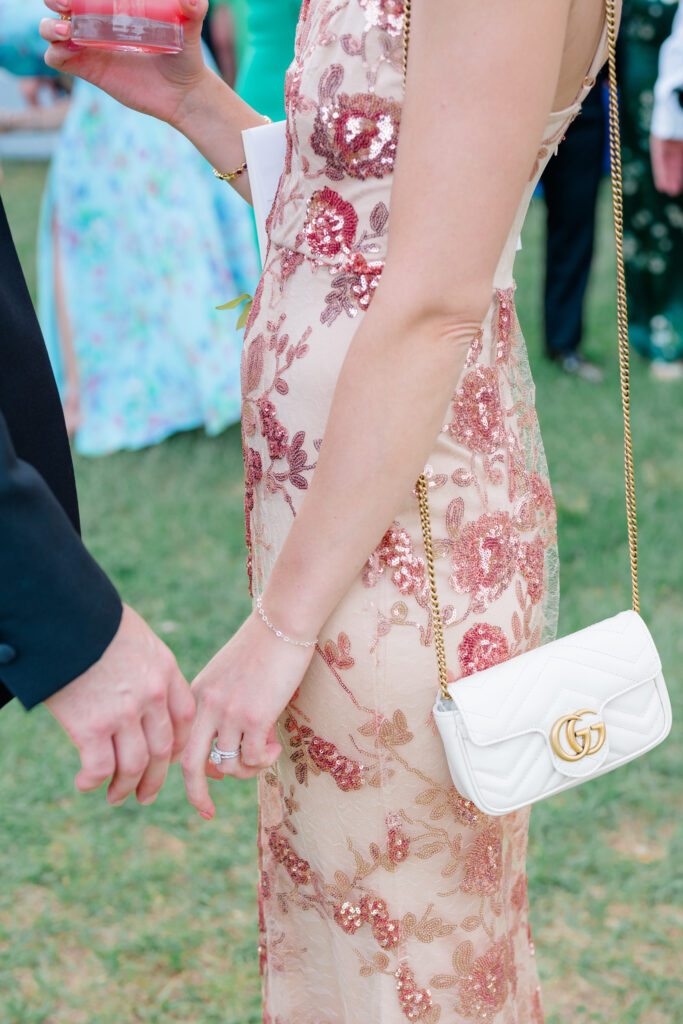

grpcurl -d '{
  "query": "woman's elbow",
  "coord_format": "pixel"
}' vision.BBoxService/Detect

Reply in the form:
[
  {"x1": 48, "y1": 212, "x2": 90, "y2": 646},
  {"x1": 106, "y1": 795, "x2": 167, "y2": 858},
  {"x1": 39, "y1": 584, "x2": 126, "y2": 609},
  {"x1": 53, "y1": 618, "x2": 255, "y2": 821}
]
[{"x1": 375, "y1": 268, "x2": 493, "y2": 345}]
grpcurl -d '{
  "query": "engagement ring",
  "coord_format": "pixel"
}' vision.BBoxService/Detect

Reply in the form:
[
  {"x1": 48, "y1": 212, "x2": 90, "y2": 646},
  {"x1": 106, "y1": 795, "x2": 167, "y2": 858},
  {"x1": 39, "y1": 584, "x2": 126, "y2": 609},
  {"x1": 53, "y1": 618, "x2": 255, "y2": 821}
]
[{"x1": 209, "y1": 744, "x2": 241, "y2": 765}]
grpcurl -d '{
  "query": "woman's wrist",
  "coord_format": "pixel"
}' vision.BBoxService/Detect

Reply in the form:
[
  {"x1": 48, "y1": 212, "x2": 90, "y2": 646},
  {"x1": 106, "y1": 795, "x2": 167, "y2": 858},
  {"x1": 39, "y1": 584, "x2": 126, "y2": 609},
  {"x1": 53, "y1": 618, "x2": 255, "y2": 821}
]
[
  {"x1": 171, "y1": 68, "x2": 268, "y2": 201},
  {"x1": 171, "y1": 64, "x2": 222, "y2": 134},
  {"x1": 254, "y1": 595, "x2": 318, "y2": 649},
  {"x1": 260, "y1": 551, "x2": 349, "y2": 646},
  {"x1": 173, "y1": 66, "x2": 264, "y2": 146}
]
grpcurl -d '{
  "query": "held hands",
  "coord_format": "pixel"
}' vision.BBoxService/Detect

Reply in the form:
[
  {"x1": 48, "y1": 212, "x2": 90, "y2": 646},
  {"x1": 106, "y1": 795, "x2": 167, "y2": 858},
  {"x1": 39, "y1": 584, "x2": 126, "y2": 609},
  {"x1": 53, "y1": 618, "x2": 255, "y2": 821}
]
[
  {"x1": 181, "y1": 612, "x2": 315, "y2": 820},
  {"x1": 40, "y1": 0, "x2": 209, "y2": 126},
  {"x1": 45, "y1": 605, "x2": 195, "y2": 805},
  {"x1": 46, "y1": 601, "x2": 312, "y2": 816}
]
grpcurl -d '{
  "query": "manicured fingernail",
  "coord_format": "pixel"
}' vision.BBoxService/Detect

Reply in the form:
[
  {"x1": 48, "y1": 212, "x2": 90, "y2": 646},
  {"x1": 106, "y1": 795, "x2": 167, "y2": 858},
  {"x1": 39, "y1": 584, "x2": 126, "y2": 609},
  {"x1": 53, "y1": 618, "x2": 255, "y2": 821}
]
[
  {"x1": 199, "y1": 810, "x2": 213, "y2": 820},
  {"x1": 111, "y1": 798, "x2": 125, "y2": 807},
  {"x1": 55, "y1": 22, "x2": 70, "y2": 36},
  {"x1": 140, "y1": 796, "x2": 157, "y2": 806}
]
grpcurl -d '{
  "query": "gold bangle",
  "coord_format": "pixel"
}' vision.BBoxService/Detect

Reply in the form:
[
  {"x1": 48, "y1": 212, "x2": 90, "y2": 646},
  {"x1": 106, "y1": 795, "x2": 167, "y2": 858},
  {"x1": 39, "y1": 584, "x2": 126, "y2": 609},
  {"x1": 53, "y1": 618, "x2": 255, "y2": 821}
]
[{"x1": 213, "y1": 115, "x2": 272, "y2": 183}]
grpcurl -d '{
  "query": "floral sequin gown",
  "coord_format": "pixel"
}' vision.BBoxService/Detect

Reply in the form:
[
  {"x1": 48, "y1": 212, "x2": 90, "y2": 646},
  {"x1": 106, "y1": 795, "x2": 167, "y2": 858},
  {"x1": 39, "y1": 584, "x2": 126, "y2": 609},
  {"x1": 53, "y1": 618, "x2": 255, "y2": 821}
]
[{"x1": 242, "y1": 3, "x2": 608, "y2": 1021}]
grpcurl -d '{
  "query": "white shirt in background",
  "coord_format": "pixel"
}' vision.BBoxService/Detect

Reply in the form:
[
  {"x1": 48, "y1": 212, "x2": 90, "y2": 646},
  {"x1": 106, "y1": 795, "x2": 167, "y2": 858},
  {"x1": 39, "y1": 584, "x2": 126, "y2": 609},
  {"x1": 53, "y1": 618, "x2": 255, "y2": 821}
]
[{"x1": 651, "y1": 4, "x2": 683, "y2": 141}]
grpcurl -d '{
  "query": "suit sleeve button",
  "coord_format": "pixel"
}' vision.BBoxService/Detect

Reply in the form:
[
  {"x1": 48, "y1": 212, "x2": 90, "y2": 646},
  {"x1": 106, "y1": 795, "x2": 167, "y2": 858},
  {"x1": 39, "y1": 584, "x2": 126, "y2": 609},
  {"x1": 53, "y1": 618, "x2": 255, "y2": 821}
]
[{"x1": 0, "y1": 643, "x2": 17, "y2": 665}]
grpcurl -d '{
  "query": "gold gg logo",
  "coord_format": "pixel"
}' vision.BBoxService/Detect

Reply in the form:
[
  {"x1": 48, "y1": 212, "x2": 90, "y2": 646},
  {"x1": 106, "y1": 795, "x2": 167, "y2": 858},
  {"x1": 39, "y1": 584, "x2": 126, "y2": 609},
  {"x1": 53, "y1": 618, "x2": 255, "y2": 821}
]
[{"x1": 550, "y1": 709, "x2": 606, "y2": 763}]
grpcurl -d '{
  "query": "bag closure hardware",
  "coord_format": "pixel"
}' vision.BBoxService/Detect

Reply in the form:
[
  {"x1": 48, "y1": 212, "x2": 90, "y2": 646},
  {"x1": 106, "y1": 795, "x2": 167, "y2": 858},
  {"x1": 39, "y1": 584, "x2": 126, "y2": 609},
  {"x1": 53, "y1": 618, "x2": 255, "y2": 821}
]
[{"x1": 549, "y1": 710, "x2": 607, "y2": 762}]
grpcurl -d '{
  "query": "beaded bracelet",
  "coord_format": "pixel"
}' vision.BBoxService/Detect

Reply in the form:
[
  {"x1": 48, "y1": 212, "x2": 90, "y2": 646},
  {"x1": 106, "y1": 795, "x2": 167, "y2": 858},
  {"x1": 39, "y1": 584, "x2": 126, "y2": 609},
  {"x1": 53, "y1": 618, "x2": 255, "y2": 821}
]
[
  {"x1": 213, "y1": 161, "x2": 247, "y2": 183},
  {"x1": 255, "y1": 596, "x2": 316, "y2": 649},
  {"x1": 213, "y1": 115, "x2": 272, "y2": 183}
]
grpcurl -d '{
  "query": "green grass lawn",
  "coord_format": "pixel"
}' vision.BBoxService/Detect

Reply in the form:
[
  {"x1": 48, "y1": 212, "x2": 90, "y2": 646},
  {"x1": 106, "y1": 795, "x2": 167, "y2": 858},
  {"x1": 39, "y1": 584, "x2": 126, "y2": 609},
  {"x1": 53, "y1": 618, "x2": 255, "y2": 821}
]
[{"x1": 1, "y1": 161, "x2": 681, "y2": 1024}]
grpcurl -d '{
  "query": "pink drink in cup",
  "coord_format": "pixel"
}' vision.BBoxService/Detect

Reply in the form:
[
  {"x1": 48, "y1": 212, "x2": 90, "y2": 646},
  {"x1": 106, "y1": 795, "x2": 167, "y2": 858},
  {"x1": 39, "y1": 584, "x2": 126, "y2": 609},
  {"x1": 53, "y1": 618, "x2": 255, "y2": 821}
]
[{"x1": 71, "y1": 0, "x2": 183, "y2": 53}]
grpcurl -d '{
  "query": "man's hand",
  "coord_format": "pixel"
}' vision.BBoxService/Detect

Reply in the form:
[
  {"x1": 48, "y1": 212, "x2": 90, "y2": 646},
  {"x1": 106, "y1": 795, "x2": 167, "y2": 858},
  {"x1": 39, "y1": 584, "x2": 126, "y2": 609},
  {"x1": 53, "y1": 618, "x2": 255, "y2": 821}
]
[
  {"x1": 650, "y1": 134, "x2": 683, "y2": 196},
  {"x1": 45, "y1": 605, "x2": 195, "y2": 806}
]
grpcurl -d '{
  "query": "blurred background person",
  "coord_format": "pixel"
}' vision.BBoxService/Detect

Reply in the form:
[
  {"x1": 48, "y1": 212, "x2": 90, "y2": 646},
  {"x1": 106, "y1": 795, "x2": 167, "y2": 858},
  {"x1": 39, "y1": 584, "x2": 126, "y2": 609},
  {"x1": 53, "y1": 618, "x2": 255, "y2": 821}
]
[
  {"x1": 650, "y1": 1, "x2": 683, "y2": 194},
  {"x1": 234, "y1": 0, "x2": 300, "y2": 121},
  {"x1": 201, "y1": 0, "x2": 244, "y2": 85},
  {"x1": 0, "y1": 77, "x2": 69, "y2": 134},
  {"x1": 38, "y1": 78, "x2": 259, "y2": 454},
  {"x1": 0, "y1": 0, "x2": 68, "y2": 179},
  {"x1": 0, "y1": 0, "x2": 260, "y2": 455},
  {"x1": 541, "y1": 76, "x2": 607, "y2": 382},
  {"x1": 620, "y1": 0, "x2": 683, "y2": 379}
]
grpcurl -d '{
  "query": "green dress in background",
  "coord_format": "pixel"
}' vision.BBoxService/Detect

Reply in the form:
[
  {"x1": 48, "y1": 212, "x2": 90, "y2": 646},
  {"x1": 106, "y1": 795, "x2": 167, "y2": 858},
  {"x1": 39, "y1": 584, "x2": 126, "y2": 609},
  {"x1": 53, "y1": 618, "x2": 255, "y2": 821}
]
[
  {"x1": 235, "y1": 0, "x2": 301, "y2": 121},
  {"x1": 209, "y1": 0, "x2": 249, "y2": 65},
  {"x1": 621, "y1": 0, "x2": 683, "y2": 363}
]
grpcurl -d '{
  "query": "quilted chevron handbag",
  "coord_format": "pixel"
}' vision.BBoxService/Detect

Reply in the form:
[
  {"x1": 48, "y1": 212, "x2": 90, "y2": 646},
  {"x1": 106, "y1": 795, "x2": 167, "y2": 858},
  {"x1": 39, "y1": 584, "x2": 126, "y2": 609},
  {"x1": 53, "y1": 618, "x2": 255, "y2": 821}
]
[{"x1": 408, "y1": 0, "x2": 673, "y2": 815}]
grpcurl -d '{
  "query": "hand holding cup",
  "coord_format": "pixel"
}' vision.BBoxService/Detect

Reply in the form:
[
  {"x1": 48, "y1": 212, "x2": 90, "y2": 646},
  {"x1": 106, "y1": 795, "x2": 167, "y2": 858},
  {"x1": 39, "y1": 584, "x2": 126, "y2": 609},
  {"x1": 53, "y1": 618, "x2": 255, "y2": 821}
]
[{"x1": 40, "y1": 0, "x2": 210, "y2": 126}]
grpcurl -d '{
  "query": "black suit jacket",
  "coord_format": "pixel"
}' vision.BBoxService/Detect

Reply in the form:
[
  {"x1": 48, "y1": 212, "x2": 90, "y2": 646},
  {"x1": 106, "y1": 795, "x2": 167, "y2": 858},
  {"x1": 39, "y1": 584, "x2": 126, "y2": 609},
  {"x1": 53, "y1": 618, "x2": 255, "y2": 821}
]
[{"x1": 0, "y1": 196, "x2": 122, "y2": 710}]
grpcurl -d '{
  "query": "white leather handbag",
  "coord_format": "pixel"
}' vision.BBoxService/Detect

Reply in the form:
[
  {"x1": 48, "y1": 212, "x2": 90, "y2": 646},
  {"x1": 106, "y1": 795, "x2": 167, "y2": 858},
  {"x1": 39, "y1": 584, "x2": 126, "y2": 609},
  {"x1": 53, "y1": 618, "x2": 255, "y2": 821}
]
[
  {"x1": 431, "y1": 611, "x2": 671, "y2": 816},
  {"x1": 410, "y1": 0, "x2": 673, "y2": 815}
]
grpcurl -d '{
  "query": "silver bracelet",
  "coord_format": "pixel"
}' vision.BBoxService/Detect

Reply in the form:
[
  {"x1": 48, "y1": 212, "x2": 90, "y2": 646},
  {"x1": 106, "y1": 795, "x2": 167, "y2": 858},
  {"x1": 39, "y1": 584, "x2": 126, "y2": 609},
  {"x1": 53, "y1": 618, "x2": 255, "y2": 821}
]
[{"x1": 255, "y1": 595, "x2": 317, "y2": 649}]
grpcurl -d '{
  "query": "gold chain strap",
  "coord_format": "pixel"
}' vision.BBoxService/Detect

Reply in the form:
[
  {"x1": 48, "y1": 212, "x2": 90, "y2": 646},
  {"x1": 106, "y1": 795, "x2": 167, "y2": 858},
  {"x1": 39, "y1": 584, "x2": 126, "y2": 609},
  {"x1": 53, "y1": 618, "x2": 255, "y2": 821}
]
[
  {"x1": 405, "y1": 0, "x2": 639, "y2": 703},
  {"x1": 402, "y1": 0, "x2": 411, "y2": 91},
  {"x1": 605, "y1": 0, "x2": 640, "y2": 613},
  {"x1": 416, "y1": 475, "x2": 451, "y2": 700}
]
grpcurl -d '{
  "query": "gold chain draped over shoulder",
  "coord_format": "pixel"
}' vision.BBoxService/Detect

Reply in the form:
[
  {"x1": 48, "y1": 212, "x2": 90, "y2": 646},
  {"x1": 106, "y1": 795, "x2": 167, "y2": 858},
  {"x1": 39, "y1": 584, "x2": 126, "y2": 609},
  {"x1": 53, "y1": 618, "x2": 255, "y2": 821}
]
[{"x1": 403, "y1": 0, "x2": 639, "y2": 701}]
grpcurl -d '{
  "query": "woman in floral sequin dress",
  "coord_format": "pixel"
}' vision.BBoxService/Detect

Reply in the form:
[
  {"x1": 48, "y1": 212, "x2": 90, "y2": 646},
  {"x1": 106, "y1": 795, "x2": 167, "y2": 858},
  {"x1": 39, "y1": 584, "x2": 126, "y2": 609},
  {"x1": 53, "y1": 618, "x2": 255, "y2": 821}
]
[{"x1": 42, "y1": 0, "x2": 617, "y2": 1020}]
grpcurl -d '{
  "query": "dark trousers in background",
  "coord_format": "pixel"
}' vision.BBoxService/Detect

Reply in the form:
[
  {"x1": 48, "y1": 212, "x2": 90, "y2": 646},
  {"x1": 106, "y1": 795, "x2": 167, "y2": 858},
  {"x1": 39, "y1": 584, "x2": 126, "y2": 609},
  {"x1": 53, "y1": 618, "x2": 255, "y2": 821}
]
[{"x1": 541, "y1": 79, "x2": 606, "y2": 358}]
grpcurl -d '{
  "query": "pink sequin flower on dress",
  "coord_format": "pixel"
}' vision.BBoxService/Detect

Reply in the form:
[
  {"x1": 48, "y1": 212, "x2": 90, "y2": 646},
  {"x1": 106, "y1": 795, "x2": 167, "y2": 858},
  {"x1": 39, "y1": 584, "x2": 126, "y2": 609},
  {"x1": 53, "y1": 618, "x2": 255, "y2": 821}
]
[
  {"x1": 244, "y1": 448, "x2": 262, "y2": 512},
  {"x1": 344, "y1": 251, "x2": 384, "y2": 310},
  {"x1": 518, "y1": 534, "x2": 545, "y2": 605},
  {"x1": 449, "y1": 366, "x2": 506, "y2": 455},
  {"x1": 364, "y1": 524, "x2": 427, "y2": 598},
  {"x1": 460, "y1": 823, "x2": 504, "y2": 896},
  {"x1": 358, "y1": 0, "x2": 404, "y2": 34},
  {"x1": 457, "y1": 938, "x2": 517, "y2": 1021},
  {"x1": 458, "y1": 622, "x2": 510, "y2": 677},
  {"x1": 450, "y1": 511, "x2": 521, "y2": 612},
  {"x1": 304, "y1": 187, "x2": 359, "y2": 258},
  {"x1": 258, "y1": 398, "x2": 289, "y2": 460},
  {"x1": 530, "y1": 470, "x2": 558, "y2": 530},
  {"x1": 312, "y1": 92, "x2": 402, "y2": 180}
]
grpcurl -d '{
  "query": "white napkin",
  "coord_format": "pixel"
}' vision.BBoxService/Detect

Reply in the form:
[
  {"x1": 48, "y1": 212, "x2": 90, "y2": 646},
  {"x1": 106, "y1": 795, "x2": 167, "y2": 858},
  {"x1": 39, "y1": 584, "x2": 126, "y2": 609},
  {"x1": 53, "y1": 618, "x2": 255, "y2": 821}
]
[{"x1": 241, "y1": 119, "x2": 288, "y2": 264}]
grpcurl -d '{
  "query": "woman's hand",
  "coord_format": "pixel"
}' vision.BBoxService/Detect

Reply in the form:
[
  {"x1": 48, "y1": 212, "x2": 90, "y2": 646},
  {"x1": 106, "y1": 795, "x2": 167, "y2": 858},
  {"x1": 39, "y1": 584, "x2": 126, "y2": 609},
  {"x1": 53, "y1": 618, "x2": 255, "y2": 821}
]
[
  {"x1": 181, "y1": 613, "x2": 315, "y2": 819},
  {"x1": 40, "y1": 0, "x2": 209, "y2": 127}
]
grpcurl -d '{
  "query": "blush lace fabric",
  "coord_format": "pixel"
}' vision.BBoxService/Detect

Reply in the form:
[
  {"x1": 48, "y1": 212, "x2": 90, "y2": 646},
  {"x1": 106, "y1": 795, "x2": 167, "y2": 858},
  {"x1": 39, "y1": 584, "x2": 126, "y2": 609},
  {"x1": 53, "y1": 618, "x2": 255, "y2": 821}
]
[{"x1": 241, "y1": 2, "x2": 608, "y2": 1020}]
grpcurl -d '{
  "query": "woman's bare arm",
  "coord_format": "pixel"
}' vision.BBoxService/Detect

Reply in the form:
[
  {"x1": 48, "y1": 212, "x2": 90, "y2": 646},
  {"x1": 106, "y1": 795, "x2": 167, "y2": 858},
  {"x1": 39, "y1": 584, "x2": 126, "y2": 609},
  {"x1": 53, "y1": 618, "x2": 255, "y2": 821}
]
[
  {"x1": 180, "y1": 0, "x2": 613, "y2": 810},
  {"x1": 261, "y1": 0, "x2": 604, "y2": 637}
]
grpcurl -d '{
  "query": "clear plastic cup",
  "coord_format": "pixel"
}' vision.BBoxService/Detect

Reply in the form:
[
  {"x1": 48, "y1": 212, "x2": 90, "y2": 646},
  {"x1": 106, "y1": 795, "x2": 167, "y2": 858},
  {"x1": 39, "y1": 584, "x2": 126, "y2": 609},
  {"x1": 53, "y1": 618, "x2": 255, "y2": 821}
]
[{"x1": 71, "y1": 0, "x2": 183, "y2": 54}]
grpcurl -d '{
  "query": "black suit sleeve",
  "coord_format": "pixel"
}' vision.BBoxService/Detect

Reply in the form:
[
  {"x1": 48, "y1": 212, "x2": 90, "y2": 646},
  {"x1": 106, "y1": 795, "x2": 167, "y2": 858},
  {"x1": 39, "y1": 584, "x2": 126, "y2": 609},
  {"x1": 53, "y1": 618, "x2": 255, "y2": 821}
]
[
  {"x1": 0, "y1": 194, "x2": 123, "y2": 710},
  {"x1": 0, "y1": 407, "x2": 123, "y2": 710}
]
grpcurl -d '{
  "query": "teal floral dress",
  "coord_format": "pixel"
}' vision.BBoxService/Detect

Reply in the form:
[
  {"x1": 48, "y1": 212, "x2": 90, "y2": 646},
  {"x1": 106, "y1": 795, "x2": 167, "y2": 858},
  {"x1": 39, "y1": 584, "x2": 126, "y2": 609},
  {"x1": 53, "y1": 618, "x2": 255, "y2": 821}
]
[{"x1": 38, "y1": 77, "x2": 260, "y2": 455}]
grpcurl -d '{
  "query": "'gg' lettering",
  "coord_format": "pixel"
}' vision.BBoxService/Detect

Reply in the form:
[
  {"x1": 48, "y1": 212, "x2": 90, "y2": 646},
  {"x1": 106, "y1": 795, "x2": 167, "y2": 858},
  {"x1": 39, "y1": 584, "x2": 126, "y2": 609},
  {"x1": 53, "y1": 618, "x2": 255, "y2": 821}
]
[{"x1": 549, "y1": 709, "x2": 606, "y2": 763}]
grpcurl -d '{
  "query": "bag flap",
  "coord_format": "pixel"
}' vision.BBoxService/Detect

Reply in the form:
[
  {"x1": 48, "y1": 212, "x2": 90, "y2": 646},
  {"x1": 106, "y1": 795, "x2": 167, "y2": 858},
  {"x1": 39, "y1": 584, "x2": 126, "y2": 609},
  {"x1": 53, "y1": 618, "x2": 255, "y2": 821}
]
[{"x1": 446, "y1": 610, "x2": 662, "y2": 747}]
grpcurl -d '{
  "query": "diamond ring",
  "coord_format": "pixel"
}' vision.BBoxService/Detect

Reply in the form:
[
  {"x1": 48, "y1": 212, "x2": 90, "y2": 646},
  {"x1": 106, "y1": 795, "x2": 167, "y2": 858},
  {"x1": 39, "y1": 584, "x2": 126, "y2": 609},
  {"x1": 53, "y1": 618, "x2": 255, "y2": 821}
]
[{"x1": 209, "y1": 744, "x2": 241, "y2": 765}]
